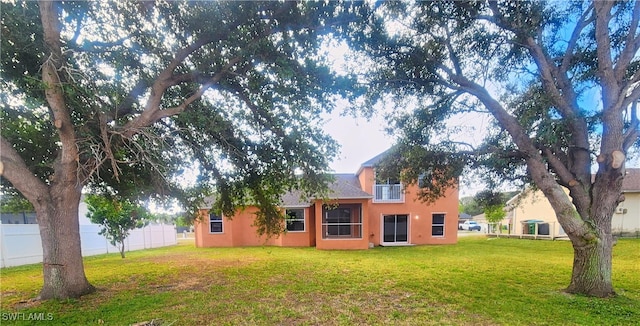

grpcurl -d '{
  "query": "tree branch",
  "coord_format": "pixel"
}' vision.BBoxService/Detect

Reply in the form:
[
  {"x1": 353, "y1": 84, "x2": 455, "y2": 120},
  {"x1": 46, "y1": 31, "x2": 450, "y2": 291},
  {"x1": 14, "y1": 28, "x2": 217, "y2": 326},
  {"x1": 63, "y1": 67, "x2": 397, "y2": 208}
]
[
  {"x1": 623, "y1": 101, "x2": 639, "y2": 151},
  {"x1": 614, "y1": 0, "x2": 640, "y2": 80},
  {"x1": 561, "y1": 3, "x2": 595, "y2": 72},
  {"x1": 113, "y1": 79, "x2": 149, "y2": 119},
  {"x1": 0, "y1": 137, "x2": 50, "y2": 205},
  {"x1": 593, "y1": 1, "x2": 618, "y2": 107},
  {"x1": 443, "y1": 27, "x2": 462, "y2": 76},
  {"x1": 541, "y1": 146, "x2": 576, "y2": 187},
  {"x1": 139, "y1": 56, "x2": 244, "y2": 127},
  {"x1": 39, "y1": 0, "x2": 80, "y2": 180}
]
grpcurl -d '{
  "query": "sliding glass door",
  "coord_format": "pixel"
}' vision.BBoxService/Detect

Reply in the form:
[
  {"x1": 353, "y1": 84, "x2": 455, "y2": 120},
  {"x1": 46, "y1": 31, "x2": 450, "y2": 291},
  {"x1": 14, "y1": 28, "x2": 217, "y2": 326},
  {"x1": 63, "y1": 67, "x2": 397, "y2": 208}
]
[{"x1": 383, "y1": 214, "x2": 408, "y2": 243}]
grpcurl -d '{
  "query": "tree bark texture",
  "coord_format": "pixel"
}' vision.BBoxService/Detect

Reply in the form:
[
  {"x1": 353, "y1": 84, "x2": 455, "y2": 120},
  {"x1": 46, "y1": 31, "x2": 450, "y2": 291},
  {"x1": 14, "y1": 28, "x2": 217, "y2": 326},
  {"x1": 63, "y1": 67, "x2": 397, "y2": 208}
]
[
  {"x1": 566, "y1": 233, "x2": 615, "y2": 297},
  {"x1": 36, "y1": 188, "x2": 95, "y2": 299}
]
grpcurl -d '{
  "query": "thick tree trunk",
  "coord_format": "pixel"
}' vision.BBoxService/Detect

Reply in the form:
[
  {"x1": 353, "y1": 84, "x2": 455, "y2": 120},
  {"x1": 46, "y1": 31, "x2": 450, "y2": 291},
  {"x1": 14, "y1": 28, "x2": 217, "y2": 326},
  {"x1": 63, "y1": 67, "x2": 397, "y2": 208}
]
[
  {"x1": 36, "y1": 188, "x2": 95, "y2": 300},
  {"x1": 566, "y1": 233, "x2": 615, "y2": 297}
]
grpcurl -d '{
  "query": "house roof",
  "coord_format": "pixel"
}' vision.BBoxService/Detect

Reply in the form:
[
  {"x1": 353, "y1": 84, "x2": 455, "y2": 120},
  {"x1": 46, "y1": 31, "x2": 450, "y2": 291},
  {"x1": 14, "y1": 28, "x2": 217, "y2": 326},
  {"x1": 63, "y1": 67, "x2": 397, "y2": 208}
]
[
  {"x1": 360, "y1": 150, "x2": 390, "y2": 168},
  {"x1": 326, "y1": 174, "x2": 373, "y2": 200},
  {"x1": 200, "y1": 173, "x2": 374, "y2": 209},
  {"x1": 622, "y1": 169, "x2": 640, "y2": 192},
  {"x1": 280, "y1": 174, "x2": 373, "y2": 207}
]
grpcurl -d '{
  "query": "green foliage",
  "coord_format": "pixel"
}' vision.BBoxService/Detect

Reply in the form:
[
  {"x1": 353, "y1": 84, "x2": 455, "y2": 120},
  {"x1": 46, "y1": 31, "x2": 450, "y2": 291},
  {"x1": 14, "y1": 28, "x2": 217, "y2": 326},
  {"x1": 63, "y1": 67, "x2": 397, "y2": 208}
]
[
  {"x1": 350, "y1": 0, "x2": 639, "y2": 194},
  {"x1": 0, "y1": 1, "x2": 364, "y2": 238},
  {"x1": 85, "y1": 195, "x2": 148, "y2": 258},
  {"x1": 174, "y1": 216, "x2": 191, "y2": 228},
  {"x1": 459, "y1": 196, "x2": 483, "y2": 216},
  {"x1": 0, "y1": 193, "x2": 34, "y2": 213},
  {"x1": 474, "y1": 190, "x2": 503, "y2": 209},
  {"x1": 484, "y1": 204, "x2": 506, "y2": 224}
]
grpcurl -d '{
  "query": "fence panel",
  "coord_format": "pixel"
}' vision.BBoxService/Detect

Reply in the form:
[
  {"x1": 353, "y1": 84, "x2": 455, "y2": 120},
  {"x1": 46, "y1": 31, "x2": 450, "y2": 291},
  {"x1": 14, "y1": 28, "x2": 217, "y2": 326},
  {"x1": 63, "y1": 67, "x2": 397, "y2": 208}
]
[{"x1": 1, "y1": 223, "x2": 176, "y2": 268}]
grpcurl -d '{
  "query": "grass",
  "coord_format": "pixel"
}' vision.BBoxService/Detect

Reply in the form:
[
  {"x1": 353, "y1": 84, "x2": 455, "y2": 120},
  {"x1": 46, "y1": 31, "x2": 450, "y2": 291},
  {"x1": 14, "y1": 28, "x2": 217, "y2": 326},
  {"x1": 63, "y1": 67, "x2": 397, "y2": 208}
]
[{"x1": 1, "y1": 236, "x2": 639, "y2": 325}]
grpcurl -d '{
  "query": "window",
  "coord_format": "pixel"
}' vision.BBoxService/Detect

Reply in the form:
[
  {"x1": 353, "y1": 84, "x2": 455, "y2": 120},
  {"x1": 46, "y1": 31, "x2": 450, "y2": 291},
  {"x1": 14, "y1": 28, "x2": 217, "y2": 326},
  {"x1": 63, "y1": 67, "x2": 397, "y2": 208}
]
[
  {"x1": 418, "y1": 170, "x2": 433, "y2": 188},
  {"x1": 432, "y1": 213, "x2": 445, "y2": 236},
  {"x1": 285, "y1": 209, "x2": 305, "y2": 232},
  {"x1": 322, "y1": 204, "x2": 362, "y2": 239},
  {"x1": 209, "y1": 213, "x2": 223, "y2": 233}
]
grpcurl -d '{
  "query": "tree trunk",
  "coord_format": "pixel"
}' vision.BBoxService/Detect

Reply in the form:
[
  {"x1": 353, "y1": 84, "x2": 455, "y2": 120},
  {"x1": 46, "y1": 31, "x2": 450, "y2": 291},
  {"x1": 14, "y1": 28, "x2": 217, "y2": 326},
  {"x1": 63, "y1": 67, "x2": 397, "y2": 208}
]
[
  {"x1": 565, "y1": 233, "x2": 615, "y2": 297},
  {"x1": 120, "y1": 241, "x2": 126, "y2": 259},
  {"x1": 36, "y1": 189, "x2": 95, "y2": 300}
]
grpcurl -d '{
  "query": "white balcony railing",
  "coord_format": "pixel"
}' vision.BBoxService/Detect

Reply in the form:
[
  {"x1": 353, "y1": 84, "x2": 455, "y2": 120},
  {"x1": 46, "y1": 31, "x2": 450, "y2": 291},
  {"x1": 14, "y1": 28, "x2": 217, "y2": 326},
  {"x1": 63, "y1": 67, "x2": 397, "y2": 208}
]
[{"x1": 373, "y1": 184, "x2": 404, "y2": 203}]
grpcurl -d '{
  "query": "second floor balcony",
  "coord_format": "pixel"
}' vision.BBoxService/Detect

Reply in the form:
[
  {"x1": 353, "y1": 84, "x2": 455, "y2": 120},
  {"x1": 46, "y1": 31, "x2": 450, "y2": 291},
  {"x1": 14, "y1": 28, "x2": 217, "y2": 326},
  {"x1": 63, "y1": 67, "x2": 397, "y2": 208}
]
[{"x1": 373, "y1": 184, "x2": 404, "y2": 203}]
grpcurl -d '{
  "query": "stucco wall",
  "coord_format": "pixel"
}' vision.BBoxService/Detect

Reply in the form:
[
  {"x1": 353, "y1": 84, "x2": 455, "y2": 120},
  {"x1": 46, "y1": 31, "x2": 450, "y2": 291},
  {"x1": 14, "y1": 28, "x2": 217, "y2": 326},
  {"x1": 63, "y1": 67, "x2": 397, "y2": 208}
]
[
  {"x1": 359, "y1": 167, "x2": 459, "y2": 246},
  {"x1": 612, "y1": 192, "x2": 640, "y2": 235},
  {"x1": 195, "y1": 206, "x2": 316, "y2": 247},
  {"x1": 509, "y1": 188, "x2": 640, "y2": 236}
]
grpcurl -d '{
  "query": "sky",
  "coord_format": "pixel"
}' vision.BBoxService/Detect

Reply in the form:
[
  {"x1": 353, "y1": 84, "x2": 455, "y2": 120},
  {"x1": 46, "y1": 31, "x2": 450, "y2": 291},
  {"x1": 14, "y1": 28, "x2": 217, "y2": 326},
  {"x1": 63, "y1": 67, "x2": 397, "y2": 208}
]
[
  {"x1": 321, "y1": 110, "x2": 393, "y2": 174},
  {"x1": 321, "y1": 107, "x2": 494, "y2": 197}
]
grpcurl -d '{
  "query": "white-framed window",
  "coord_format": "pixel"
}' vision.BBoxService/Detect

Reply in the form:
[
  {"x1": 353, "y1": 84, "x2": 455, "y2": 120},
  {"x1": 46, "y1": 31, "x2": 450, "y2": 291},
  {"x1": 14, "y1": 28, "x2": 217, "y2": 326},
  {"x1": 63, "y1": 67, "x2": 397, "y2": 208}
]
[
  {"x1": 322, "y1": 204, "x2": 362, "y2": 239},
  {"x1": 209, "y1": 213, "x2": 223, "y2": 234},
  {"x1": 285, "y1": 208, "x2": 305, "y2": 232},
  {"x1": 432, "y1": 213, "x2": 445, "y2": 237}
]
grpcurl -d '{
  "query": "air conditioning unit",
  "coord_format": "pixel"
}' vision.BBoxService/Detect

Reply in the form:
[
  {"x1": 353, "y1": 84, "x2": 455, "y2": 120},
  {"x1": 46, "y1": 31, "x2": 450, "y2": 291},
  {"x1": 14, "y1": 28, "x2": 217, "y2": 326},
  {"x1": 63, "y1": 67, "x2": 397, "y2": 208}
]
[{"x1": 615, "y1": 207, "x2": 627, "y2": 214}]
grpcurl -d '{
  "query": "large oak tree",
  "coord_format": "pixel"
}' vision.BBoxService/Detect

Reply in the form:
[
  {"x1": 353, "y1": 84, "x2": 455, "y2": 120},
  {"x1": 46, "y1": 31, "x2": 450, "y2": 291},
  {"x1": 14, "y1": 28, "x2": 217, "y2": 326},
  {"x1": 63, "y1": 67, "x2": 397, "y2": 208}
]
[
  {"x1": 353, "y1": 0, "x2": 639, "y2": 297},
  {"x1": 0, "y1": 0, "x2": 360, "y2": 299}
]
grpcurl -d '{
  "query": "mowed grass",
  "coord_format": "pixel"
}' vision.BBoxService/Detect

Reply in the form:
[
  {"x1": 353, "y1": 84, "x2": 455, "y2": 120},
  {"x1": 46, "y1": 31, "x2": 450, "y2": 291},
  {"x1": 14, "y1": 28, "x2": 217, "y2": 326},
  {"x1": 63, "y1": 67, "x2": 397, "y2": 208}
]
[{"x1": 1, "y1": 236, "x2": 639, "y2": 325}]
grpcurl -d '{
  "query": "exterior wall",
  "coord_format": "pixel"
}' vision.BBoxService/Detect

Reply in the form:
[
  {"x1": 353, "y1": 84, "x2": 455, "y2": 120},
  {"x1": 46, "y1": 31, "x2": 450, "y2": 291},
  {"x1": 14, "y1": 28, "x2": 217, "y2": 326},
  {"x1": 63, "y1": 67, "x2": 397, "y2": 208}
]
[
  {"x1": 195, "y1": 206, "x2": 316, "y2": 248},
  {"x1": 510, "y1": 189, "x2": 640, "y2": 237},
  {"x1": 278, "y1": 207, "x2": 316, "y2": 247},
  {"x1": 358, "y1": 167, "x2": 375, "y2": 198},
  {"x1": 612, "y1": 192, "x2": 640, "y2": 236},
  {"x1": 195, "y1": 209, "x2": 235, "y2": 247},
  {"x1": 509, "y1": 188, "x2": 566, "y2": 236},
  {"x1": 194, "y1": 166, "x2": 460, "y2": 249},
  {"x1": 359, "y1": 167, "x2": 459, "y2": 246},
  {"x1": 314, "y1": 199, "x2": 371, "y2": 250}
]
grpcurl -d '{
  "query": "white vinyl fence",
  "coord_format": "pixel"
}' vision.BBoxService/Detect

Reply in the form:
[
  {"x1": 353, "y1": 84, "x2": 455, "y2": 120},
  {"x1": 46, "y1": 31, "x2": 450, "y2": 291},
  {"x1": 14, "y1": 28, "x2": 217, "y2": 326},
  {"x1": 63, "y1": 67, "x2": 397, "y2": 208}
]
[{"x1": 0, "y1": 223, "x2": 177, "y2": 268}]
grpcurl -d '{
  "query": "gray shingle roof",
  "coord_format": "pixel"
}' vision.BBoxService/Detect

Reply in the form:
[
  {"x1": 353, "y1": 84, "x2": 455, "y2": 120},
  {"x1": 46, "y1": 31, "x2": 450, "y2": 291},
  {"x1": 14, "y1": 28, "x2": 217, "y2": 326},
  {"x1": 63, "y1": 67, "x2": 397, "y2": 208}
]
[
  {"x1": 327, "y1": 174, "x2": 373, "y2": 199},
  {"x1": 360, "y1": 149, "x2": 391, "y2": 167},
  {"x1": 623, "y1": 168, "x2": 640, "y2": 192},
  {"x1": 280, "y1": 174, "x2": 372, "y2": 207}
]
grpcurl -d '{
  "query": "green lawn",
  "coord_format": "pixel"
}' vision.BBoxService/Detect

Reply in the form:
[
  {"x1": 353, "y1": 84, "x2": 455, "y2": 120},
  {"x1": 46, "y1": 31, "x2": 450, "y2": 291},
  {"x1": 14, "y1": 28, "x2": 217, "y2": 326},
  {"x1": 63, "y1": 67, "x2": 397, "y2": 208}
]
[{"x1": 1, "y1": 236, "x2": 639, "y2": 325}]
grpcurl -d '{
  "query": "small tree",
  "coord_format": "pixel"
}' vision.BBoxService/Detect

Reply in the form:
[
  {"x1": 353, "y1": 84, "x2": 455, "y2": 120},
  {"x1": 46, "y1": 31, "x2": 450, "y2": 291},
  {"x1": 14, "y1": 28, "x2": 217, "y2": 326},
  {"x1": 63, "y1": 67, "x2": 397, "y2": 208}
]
[
  {"x1": 85, "y1": 195, "x2": 147, "y2": 258},
  {"x1": 484, "y1": 205, "x2": 507, "y2": 233}
]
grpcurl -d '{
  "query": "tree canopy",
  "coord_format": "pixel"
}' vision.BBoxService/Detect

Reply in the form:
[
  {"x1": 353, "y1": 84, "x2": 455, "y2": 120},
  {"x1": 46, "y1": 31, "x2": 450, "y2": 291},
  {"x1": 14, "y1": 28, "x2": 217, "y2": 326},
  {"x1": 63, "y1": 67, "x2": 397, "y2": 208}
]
[
  {"x1": 0, "y1": 0, "x2": 364, "y2": 299},
  {"x1": 0, "y1": 1, "x2": 366, "y2": 234},
  {"x1": 351, "y1": 0, "x2": 639, "y2": 297}
]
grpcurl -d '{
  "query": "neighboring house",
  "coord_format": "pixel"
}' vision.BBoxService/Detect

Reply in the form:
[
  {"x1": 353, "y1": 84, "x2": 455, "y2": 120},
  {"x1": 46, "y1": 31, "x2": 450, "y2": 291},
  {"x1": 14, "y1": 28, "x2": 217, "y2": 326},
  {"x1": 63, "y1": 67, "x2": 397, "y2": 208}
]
[
  {"x1": 506, "y1": 169, "x2": 640, "y2": 237},
  {"x1": 195, "y1": 150, "x2": 459, "y2": 249},
  {"x1": 458, "y1": 212, "x2": 472, "y2": 224}
]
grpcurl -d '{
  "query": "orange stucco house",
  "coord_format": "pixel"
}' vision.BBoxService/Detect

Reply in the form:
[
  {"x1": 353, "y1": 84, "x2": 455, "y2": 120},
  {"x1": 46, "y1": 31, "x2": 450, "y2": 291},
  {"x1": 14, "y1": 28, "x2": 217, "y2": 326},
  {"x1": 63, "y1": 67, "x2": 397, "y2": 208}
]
[{"x1": 195, "y1": 151, "x2": 459, "y2": 249}]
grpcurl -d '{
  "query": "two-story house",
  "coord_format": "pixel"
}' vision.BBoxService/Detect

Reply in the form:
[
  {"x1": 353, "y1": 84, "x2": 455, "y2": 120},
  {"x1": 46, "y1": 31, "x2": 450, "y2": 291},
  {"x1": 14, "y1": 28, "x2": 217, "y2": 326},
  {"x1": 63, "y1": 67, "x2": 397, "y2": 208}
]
[{"x1": 194, "y1": 150, "x2": 459, "y2": 249}]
